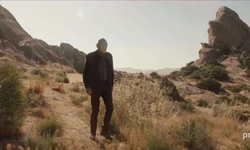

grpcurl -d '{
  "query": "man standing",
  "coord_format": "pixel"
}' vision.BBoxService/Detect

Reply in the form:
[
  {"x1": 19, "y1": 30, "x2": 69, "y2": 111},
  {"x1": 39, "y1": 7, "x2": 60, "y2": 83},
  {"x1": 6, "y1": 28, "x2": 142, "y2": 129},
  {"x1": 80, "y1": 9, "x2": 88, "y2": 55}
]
[{"x1": 83, "y1": 38, "x2": 114, "y2": 141}]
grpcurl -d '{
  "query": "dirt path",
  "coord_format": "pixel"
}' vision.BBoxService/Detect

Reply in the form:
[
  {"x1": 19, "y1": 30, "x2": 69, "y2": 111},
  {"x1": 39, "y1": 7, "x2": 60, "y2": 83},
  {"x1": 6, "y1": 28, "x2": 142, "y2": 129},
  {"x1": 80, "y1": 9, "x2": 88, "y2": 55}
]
[{"x1": 43, "y1": 74, "x2": 101, "y2": 149}]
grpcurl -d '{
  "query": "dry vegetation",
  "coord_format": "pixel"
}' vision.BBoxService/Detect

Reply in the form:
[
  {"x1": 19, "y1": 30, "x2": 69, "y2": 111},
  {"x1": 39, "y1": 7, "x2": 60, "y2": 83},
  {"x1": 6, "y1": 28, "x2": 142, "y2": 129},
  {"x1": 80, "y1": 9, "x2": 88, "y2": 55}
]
[{"x1": 0, "y1": 60, "x2": 250, "y2": 150}]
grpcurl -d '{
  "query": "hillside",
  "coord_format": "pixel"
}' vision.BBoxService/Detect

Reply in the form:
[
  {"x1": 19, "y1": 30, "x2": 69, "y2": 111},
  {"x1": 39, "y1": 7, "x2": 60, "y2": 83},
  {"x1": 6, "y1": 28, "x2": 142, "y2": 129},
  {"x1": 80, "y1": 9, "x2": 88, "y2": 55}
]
[
  {"x1": 0, "y1": 5, "x2": 250, "y2": 150},
  {"x1": 0, "y1": 5, "x2": 86, "y2": 73},
  {"x1": 115, "y1": 67, "x2": 180, "y2": 75}
]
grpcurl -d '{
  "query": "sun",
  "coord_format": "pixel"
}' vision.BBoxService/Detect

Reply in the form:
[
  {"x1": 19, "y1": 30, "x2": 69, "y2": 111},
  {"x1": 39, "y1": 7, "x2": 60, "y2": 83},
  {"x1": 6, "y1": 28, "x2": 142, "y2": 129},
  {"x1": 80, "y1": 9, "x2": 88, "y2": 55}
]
[{"x1": 77, "y1": 9, "x2": 84, "y2": 20}]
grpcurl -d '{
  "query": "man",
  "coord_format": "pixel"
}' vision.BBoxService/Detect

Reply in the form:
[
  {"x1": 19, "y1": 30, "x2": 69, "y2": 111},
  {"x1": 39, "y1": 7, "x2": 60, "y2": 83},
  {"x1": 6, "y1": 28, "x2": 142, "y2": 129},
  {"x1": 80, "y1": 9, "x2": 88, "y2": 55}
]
[{"x1": 83, "y1": 38, "x2": 114, "y2": 141}]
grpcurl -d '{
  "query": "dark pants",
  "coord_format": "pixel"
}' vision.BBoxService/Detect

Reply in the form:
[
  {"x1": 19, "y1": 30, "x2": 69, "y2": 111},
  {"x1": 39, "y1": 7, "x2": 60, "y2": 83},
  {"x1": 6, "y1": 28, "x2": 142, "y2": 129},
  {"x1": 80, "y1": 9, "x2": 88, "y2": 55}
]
[{"x1": 90, "y1": 82, "x2": 113, "y2": 135}]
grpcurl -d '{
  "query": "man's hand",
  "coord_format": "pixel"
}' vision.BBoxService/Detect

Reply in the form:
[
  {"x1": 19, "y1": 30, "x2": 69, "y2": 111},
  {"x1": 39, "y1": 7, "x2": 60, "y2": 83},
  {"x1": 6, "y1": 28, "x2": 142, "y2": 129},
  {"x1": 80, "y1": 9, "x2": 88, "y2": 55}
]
[{"x1": 86, "y1": 87, "x2": 92, "y2": 96}]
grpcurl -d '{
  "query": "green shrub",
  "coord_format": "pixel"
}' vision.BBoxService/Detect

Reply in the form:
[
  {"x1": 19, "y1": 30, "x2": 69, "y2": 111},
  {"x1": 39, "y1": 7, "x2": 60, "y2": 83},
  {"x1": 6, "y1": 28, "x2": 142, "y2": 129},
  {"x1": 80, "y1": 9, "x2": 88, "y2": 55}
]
[
  {"x1": 239, "y1": 56, "x2": 250, "y2": 69},
  {"x1": 145, "y1": 133, "x2": 171, "y2": 150},
  {"x1": 175, "y1": 117, "x2": 214, "y2": 150},
  {"x1": 180, "y1": 65, "x2": 199, "y2": 76},
  {"x1": 37, "y1": 118, "x2": 63, "y2": 138},
  {"x1": 24, "y1": 137, "x2": 56, "y2": 150},
  {"x1": 233, "y1": 94, "x2": 250, "y2": 104},
  {"x1": 63, "y1": 77, "x2": 70, "y2": 83},
  {"x1": 197, "y1": 99, "x2": 209, "y2": 108},
  {"x1": 198, "y1": 66, "x2": 230, "y2": 81},
  {"x1": 242, "y1": 138, "x2": 250, "y2": 150},
  {"x1": 225, "y1": 85, "x2": 243, "y2": 93},
  {"x1": 197, "y1": 79, "x2": 221, "y2": 94},
  {"x1": 31, "y1": 69, "x2": 49, "y2": 79},
  {"x1": 189, "y1": 71, "x2": 202, "y2": 80},
  {"x1": 218, "y1": 96, "x2": 235, "y2": 105},
  {"x1": 56, "y1": 76, "x2": 70, "y2": 84},
  {"x1": 0, "y1": 63, "x2": 24, "y2": 137},
  {"x1": 168, "y1": 71, "x2": 180, "y2": 80},
  {"x1": 150, "y1": 71, "x2": 161, "y2": 79},
  {"x1": 176, "y1": 102, "x2": 195, "y2": 113}
]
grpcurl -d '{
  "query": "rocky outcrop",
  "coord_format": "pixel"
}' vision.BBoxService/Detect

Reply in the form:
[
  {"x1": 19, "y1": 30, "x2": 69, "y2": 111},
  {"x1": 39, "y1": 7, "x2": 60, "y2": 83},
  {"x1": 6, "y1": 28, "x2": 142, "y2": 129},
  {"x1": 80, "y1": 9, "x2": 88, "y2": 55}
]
[
  {"x1": 197, "y1": 6, "x2": 250, "y2": 65},
  {"x1": 0, "y1": 5, "x2": 32, "y2": 46},
  {"x1": 0, "y1": 5, "x2": 86, "y2": 73},
  {"x1": 208, "y1": 6, "x2": 250, "y2": 49}
]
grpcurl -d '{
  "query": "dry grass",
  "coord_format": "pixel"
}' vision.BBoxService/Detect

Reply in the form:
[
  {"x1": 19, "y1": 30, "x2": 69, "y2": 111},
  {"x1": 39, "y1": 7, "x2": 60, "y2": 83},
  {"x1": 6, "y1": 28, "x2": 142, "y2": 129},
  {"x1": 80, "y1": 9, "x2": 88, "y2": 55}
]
[
  {"x1": 70, "y1": 82, "x2": 83, "y2": 93},
  {"x1": 27, "y1": 81, "x2": 45, "y2": 96},
  {"x1": 70, "y1": 94, "x2": 88, "y2": 106},
  {"x1": 51, "y1": 83, "x2": 65, "y2": 94}
]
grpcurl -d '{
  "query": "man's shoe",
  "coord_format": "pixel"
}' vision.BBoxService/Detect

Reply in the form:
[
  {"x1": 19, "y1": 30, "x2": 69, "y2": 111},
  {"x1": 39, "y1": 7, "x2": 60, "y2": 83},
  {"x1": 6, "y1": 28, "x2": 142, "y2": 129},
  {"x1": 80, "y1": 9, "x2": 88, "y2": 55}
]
[{"x1": 100, "y1": 129, "x2": 113, "y2": 140}]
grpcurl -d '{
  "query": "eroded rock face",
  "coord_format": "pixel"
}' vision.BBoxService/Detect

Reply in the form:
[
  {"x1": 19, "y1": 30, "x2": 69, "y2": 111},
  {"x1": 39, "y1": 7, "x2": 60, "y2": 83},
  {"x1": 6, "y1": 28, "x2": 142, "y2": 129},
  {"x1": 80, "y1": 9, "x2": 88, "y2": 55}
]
[
  {"x1": 0, "y1": 5, "x2": 86, "y2": 73},
  {"x1": 208, "y1": 6, "x2": 250, "y2": 49},
  {"x1": 0, "y1": 5, "x2": 32, "y2": 45},
  {"x1": 197, "y1": 6, "x2": 250, "y2": 66}
]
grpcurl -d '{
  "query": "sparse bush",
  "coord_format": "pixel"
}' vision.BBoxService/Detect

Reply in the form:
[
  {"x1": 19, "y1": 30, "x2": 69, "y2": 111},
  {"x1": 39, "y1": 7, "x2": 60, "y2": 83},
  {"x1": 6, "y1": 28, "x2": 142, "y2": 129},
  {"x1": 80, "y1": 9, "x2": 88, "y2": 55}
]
[
  {"x1": 37, "y1": 118, "x2": 63, "y2": 138},
  {"x1": 197, "y1": 99, "x2": 209, "y2": 108},
  {"x1": 218, "y1": 95, "x2": 235, "y2": 105},
  {"x1": 0, "y1": 63, "x2": 24, "y2": 137},
  {"x1": 242, "y1": 138, "x2": 250, "y2": 150},
  {"x1": 168, "y1": 71, "x2": 180, "y2": 80},
  {"x1": 233, "y1": 94, "x2": 250, "y2": 104},
  {"x1": 197, "y1": 79, "x2": 221, "y2": 94},
  {"x1": 175, "y1": 117, "x2": 214, "y2": 150},
  {"x1": 24, "y1": 137, "x2": 56, "y2": 150},
  {"x1": 63, "y1": 77, "x2": 70, "y2": 83},
  {"x1": 145, "y1": 132, "x2": 171, "y2": 150},
  {"x1": 180, "y1": 65, "x2": 199, "y2": 76},
  {"x1": 70, "y1": 95, "x2": 88, "y2": 106},
  {"x1": 225, "y1": 85, "x2": 244, "y2": 93},
  {"x1": 189, "y1": 71, "x2": 202, "y2": 80},
  {"x1": 198, "y1": 66, "x2": 230, "y2": 81},
  {"x1": 177, "y1": 102, "x2": 196, "y2": 113},
  {"x1": 239, "y1": 56, "x2": 250, "y2": 69},
  {"x1": 71, "y1": 83, "x2": 82, "y2": 92},
  {"x1": 150, "y1": 71, "x2": 161, "y2": 79},
  {"x1": 31, "y1": 68, "x2": 49, "y2": 79},
  {"x1": 56, "y1": 76, "x2": 70, "y2": 84}
]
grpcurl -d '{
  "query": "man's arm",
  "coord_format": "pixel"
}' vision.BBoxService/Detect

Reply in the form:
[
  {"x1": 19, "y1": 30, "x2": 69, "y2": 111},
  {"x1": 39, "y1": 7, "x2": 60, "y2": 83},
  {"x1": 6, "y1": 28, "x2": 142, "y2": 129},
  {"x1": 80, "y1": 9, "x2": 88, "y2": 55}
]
[
  {"x1": 83, "y1": 55, "x2": 90, "y2": 88},
  {"x1": 111, "y1": 54, "x2": 114, "y2": 88}
]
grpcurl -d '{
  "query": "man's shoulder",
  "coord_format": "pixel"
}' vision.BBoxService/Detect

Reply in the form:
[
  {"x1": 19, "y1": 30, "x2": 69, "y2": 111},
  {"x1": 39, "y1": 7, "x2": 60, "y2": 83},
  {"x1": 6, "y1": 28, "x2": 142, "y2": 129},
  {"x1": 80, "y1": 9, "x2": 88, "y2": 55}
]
[
  {"x1": 87, "y1": 51, "x2": 97, "y2": 58},
  {"x1": 106, "y1": 52, "x2": 113, "y2": 58}
]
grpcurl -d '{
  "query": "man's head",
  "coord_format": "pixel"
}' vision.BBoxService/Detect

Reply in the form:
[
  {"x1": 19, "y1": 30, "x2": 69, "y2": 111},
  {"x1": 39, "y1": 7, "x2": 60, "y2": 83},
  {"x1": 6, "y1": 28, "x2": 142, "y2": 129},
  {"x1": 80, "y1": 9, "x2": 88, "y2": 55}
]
[{"x1": 96, "y1": 38, "x2": 108, "y2": 55}]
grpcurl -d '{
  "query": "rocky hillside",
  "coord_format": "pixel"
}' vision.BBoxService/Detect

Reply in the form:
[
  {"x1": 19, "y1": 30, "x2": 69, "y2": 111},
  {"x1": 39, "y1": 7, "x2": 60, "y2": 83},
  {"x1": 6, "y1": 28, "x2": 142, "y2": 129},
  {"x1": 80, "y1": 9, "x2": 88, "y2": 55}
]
[
  {"x1": 168, "y1": 6, "x2": 250, "y2": 121},
  {"x1": 0, "y1": 5, "x2": 86, "y2": 73}
]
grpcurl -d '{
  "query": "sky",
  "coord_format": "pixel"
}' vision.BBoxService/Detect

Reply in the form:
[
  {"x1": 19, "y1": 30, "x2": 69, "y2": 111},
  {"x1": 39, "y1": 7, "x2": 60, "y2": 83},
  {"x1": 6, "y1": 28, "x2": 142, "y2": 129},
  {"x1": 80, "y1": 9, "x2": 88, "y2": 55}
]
[{"x1": 1, "y1": 1, "x2": 250, "y2": 70}]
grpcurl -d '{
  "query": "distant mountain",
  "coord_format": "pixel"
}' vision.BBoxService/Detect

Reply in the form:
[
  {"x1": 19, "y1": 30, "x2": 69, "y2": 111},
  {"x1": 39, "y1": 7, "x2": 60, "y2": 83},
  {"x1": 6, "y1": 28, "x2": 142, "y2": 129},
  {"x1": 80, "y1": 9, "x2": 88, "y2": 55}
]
[{"x1": 115, "y1": 67, "x2": 180, "y2": 75}]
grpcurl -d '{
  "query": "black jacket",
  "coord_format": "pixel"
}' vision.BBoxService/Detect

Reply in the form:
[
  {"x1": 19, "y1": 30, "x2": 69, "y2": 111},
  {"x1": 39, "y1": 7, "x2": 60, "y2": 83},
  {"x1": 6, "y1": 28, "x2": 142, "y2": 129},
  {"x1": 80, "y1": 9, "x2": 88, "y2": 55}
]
[{"x1": 83, "y1": 50, "x2": 114, "y2": 90}]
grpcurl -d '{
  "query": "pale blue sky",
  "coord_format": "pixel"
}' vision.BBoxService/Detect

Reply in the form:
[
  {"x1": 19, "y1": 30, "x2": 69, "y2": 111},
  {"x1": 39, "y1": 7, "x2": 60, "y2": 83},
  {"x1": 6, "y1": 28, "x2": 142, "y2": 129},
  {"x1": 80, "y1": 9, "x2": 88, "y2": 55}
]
[{"x1": 1, "y1": 1, "x2": 250, "y2": 70}]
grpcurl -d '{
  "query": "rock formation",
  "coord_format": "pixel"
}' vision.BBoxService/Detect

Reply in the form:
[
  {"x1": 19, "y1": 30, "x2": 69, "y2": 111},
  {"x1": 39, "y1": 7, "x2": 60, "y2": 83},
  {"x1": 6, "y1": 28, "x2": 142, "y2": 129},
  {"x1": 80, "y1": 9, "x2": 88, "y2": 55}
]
[
  {"x1": 197, "y1": 6, "x2": 250, "y2": 65},
  {"x1": 0, "y1": 5, "x2": 86, "y2": 73}
]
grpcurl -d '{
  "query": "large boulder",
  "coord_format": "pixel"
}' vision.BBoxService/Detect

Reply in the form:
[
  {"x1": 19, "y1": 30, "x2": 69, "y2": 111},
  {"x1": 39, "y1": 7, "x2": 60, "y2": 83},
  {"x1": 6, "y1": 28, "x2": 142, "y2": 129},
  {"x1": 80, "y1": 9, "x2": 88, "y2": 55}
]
[
  {"x1": 196, "y1": 6, "x2": 250, "y2": 66},
  {"x1": 208, "y1": 6, "x2": 250, "y2": 51}
]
